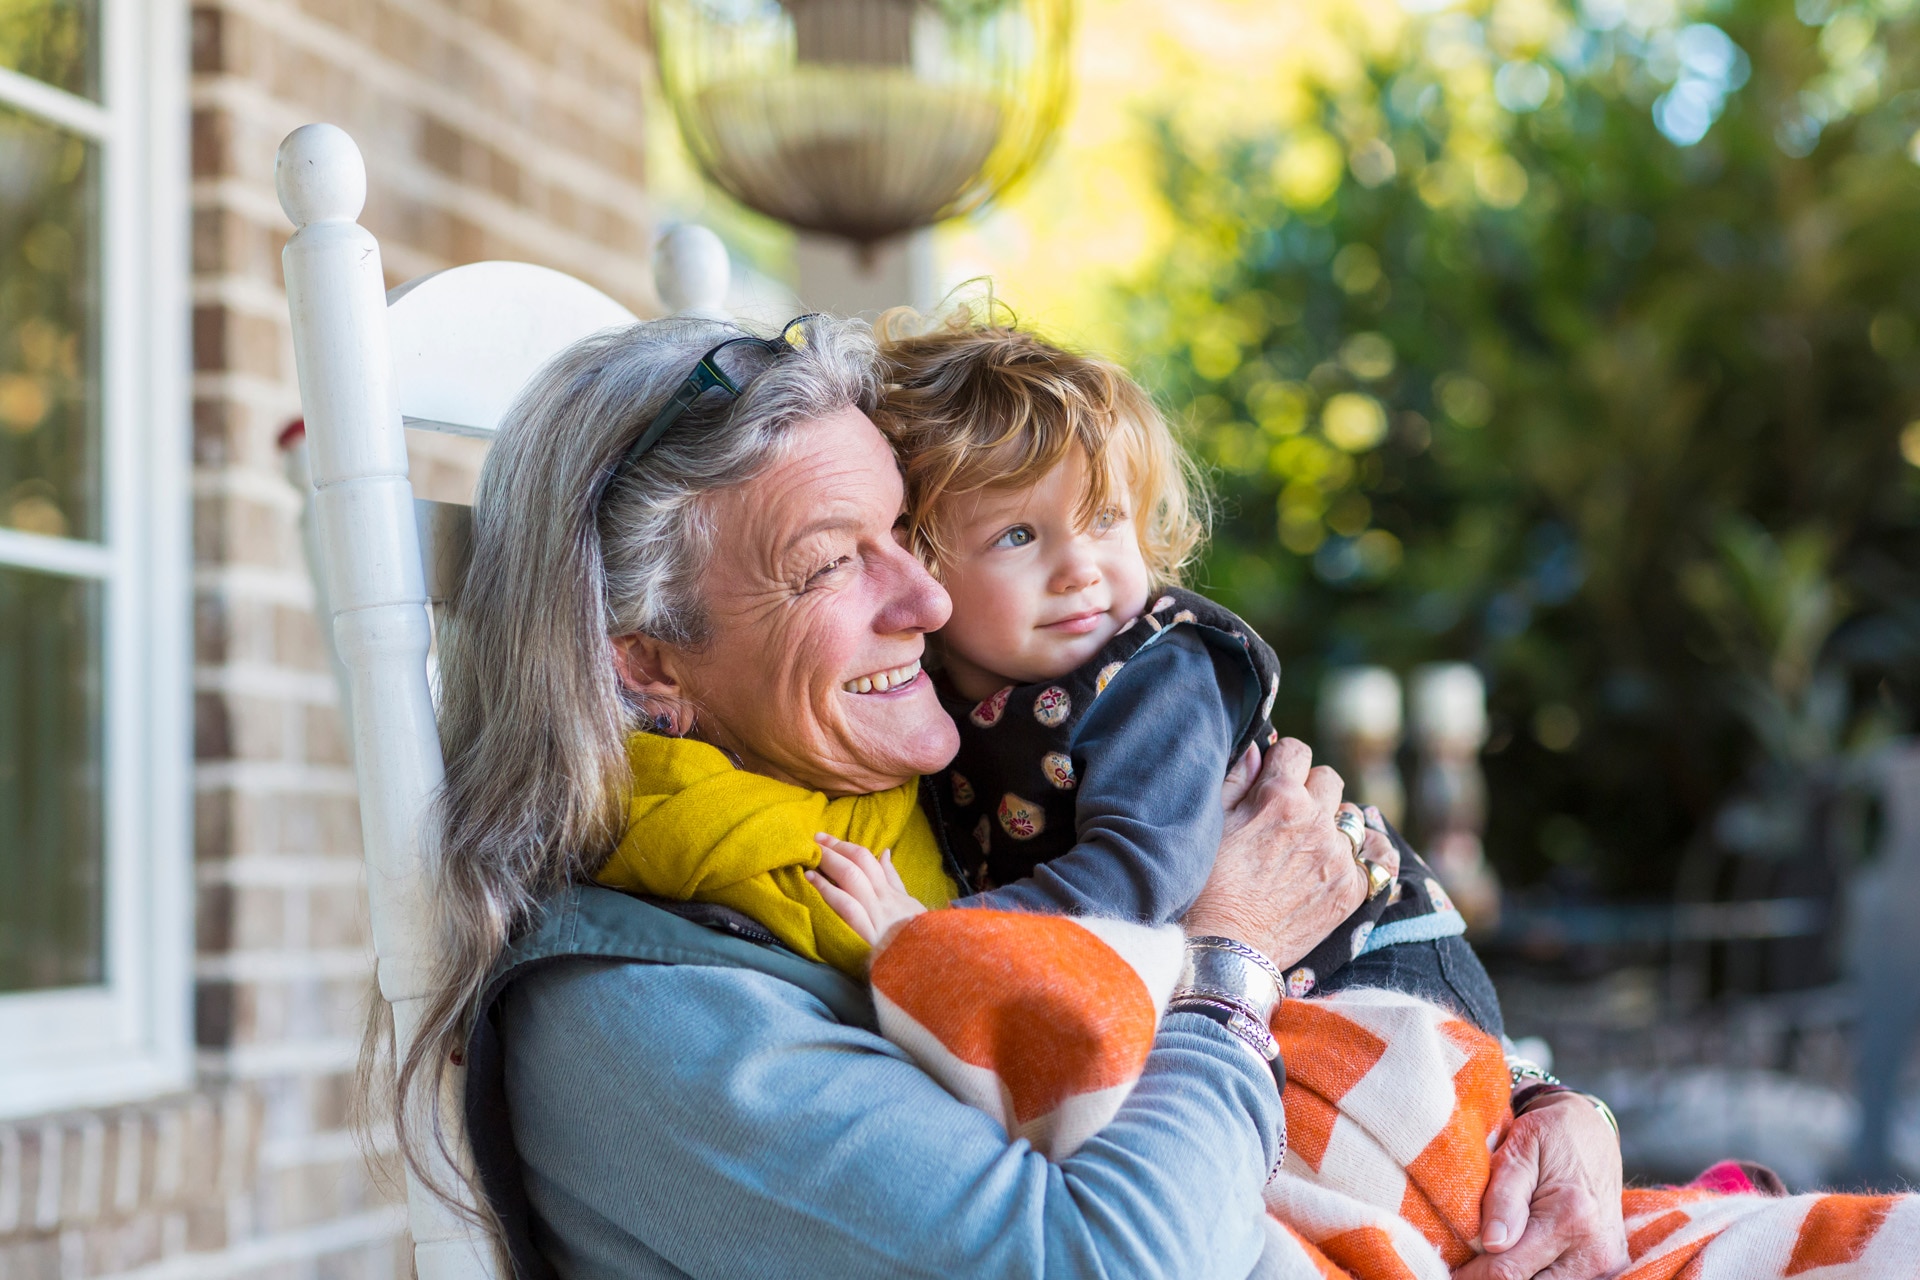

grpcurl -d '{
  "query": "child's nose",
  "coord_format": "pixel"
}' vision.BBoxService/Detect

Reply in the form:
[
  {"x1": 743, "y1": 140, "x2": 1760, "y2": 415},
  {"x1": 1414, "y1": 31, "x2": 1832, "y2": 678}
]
[{"x1": 1051, "y1": 547, "x2": 1102, "y2": 593}]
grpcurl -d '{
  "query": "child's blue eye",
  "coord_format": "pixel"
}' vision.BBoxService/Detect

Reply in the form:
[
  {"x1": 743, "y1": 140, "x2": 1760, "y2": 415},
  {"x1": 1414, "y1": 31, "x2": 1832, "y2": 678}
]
[{"x1": 995, "y1": 526, "x2": 1035, "y2": 549}]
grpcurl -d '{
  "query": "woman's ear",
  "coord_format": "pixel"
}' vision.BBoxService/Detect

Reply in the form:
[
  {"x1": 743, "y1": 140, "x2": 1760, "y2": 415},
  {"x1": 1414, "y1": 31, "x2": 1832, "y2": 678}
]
[
  {"x1": 611, "y1": 633, "x2": 694, "y2": 735},
  {"x1": 611, "y1": 633, "x2": 681, "y2": 701}
]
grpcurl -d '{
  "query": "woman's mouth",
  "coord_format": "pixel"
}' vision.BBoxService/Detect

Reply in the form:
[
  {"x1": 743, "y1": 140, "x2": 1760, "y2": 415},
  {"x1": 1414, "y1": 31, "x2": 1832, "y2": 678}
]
[{"x1": 841, "y1": 658, "x2": 923, "y2": 694}]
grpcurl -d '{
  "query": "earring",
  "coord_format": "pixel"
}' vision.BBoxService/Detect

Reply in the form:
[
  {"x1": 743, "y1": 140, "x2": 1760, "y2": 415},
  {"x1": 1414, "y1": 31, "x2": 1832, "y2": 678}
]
[{"x1": 650, "y1": 711, "x2": 677, "y2": 736}]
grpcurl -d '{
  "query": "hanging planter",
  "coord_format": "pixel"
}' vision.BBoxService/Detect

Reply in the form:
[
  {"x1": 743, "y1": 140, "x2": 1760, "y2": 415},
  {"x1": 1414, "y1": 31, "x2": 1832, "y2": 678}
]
[{"x1": 652, "y1": 0, "x2": 1072, "y2": 247}]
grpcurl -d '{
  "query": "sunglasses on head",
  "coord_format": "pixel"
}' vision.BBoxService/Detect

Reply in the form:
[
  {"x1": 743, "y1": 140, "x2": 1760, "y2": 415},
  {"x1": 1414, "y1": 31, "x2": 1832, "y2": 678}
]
[{"x1": 594, "y1": 313, "x2": 819, "y2": 511}]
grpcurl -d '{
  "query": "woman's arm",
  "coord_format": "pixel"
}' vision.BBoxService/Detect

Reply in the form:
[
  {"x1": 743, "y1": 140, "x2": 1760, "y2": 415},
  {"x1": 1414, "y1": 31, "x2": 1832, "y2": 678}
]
[{"x1": 501, "y1": 959, "x2": 1281, "y2": 1280}]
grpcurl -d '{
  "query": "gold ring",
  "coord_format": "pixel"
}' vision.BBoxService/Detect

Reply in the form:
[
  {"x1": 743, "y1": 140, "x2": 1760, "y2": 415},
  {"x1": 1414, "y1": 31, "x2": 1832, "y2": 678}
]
[{"x1": 1359, "y1": 857, "x2": 1392, "y2": 900}]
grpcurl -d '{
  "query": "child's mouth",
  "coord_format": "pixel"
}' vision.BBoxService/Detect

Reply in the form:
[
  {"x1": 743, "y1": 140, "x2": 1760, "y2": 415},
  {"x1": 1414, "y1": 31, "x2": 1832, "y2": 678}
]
[
  {"x1": 841, "y1": 658, "x2": 923, "y2": 694},
  {"x1": 1041, "y1": 609, "x2": 1106, "y2": 635}
]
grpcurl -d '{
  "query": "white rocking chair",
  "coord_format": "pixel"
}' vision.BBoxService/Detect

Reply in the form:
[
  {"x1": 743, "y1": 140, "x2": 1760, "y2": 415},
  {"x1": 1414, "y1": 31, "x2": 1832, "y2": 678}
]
[{"x1": 274, "y1": 122, "x2": 729, "y2": 1280}]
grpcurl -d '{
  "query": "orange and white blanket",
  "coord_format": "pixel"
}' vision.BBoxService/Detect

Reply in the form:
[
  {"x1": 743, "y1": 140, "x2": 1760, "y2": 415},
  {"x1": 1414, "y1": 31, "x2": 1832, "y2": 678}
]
[{"x1": 871, "y1": 910, "x2": 1920, "y2": 1279}]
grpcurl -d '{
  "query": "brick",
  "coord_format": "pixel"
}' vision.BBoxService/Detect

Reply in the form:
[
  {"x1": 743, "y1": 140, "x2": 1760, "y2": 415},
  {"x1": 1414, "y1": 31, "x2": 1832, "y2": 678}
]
[
  {"x1": 197, "y1": 882, "x2": 236, "y2": 954},
  {"x1": 310, "y1": 884, "x2": 369, "y2": 951},
  {"x1": 273, "y1": 605, "x2": 328, "y2": 672},
  {"x1": 195, "y1": 786, "x2": 235, "y2": 863},
  {"x1": 305, "y1": 704, "x2": 350, "y2": 766},
  {"x1": 195, "y1": 690, "x2": 233, "y2": 760},
  {"x1": 192, "y1": 105, "x2": 240, "y2": 180},
  {"x1": 196, "y1": 982, "x2": 237, "y2": 1047},
  {"x1": 191, "y1": 6, "x2": 225, "y2": 75},
  {"x1": 194, "y1": 494, "x2": 301, "y2": 572},
  {"x1": 162, "y1": 0, "x2": 661, "y2": 1269}
]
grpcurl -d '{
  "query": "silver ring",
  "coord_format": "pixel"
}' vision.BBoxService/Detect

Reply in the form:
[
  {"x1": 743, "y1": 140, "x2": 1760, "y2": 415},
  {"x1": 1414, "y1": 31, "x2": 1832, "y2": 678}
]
[{"x1": 1334, "y1": 809, "x2": 1366, "y2": 858}]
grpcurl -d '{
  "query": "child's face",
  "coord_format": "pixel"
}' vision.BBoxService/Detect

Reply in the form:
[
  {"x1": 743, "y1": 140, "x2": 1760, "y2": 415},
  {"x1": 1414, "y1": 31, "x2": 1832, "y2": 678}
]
[{"x1": 933, "y1": 452, "x2": 1152, "y2": 700}]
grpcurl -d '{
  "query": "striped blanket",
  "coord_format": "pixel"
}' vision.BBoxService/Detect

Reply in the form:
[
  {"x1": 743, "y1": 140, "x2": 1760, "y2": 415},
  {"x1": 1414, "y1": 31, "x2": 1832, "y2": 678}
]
[{"x1": 870, "y1": 910, "x2": 1920, "y2": 1279}]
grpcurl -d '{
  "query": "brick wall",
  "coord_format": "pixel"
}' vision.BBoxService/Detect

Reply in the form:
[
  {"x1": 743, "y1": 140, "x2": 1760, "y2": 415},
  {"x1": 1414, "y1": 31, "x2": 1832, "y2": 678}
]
[{"x1": 0, "y1": 1, "x2": 657, "y2": 1275}]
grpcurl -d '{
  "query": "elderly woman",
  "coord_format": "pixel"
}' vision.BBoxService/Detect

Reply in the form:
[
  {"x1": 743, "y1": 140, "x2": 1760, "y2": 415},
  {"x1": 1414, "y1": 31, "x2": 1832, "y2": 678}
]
[{"x1": 398, "y1": 314, "x2": 1625, "y2": 1279}]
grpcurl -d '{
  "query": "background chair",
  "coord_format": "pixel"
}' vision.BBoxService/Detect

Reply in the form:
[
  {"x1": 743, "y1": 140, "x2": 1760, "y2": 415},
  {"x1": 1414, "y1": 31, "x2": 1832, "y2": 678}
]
[{"x1": 275, "y1": 122, "x2": 728, "y2": 1280}]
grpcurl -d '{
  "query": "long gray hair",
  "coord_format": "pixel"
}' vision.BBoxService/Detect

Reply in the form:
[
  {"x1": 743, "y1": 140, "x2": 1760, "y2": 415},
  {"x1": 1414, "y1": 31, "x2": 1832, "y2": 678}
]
[{"x1": 380, "y1": 312, "x2": 880, "y2": 1220}]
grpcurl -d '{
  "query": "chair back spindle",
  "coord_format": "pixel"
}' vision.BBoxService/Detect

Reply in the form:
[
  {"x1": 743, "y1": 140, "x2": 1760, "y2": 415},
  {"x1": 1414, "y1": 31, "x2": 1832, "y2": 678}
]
[
  {"x1": 277, "y1": 123, "x2": 502, "y2": 1280},
  {"x1": 277, "y1": 121, "x2": 713, "y2": 1278}
]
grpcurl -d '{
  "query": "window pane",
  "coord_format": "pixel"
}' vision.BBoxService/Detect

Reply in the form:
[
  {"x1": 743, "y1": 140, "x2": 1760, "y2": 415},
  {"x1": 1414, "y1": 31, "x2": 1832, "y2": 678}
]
[
  {"x1": 0, "y1": 104, "x2": 99, "y2": 541},
  {"x1": 0, "y1": 0, "x2": 96, "y2": 100},
  {"x1": 0, "y1": 565, "x2": 102, "y2": 992}
]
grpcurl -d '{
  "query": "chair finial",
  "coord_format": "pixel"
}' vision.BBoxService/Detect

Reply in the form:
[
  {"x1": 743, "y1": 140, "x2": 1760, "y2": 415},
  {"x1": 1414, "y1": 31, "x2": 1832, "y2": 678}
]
[
  {"x1": 653, "y1": 224, "x2": 731, "y2": 318},
  {"x1": 277, "y1": 124, "x2": 368, "y2": 228}
]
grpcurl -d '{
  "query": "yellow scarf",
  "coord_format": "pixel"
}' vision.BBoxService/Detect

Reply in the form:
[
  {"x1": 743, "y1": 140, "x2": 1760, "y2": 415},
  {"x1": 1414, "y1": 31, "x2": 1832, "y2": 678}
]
[{"x1": 597, "y1": 733, "x2": 956, "y2": 975}]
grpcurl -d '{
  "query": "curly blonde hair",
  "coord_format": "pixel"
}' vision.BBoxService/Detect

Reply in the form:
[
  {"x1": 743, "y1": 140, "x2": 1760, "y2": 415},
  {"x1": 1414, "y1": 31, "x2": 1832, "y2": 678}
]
[{"x1": 873, "y1": 305, "x2": 1208, "y2": 585}]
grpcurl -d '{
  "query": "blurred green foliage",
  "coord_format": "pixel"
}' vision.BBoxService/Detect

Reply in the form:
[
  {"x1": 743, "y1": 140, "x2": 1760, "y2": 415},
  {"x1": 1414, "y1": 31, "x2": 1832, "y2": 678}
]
[{"x1": 1119, "y1": 0, "x2": 1920, "y2": 897}]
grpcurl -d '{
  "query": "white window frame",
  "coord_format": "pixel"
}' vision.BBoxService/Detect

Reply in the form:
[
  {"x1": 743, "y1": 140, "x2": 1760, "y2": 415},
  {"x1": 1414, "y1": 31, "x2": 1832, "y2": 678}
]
[{"x1": 0, "y1": 0, "x2": 191, "y2": 1117}]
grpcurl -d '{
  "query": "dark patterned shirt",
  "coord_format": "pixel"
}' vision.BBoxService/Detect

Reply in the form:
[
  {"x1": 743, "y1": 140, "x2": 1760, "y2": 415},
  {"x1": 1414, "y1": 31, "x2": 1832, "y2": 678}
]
[{"x1": 935, "y1": 588, "x2": 1465, "y2": 997}]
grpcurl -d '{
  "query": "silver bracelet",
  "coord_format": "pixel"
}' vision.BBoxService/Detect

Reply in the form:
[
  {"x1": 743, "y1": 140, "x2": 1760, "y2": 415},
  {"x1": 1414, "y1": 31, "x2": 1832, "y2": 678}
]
[
  {"x1": 1507, "y1": 1058, "x2": 1560, "y2": 1092},
  {"x1": 1167, "y1": 994, "x2": 1282, "y2": 1062},
  {"x1": 1178, "y1": 936, "x2": 1282, "y2": 1024}
]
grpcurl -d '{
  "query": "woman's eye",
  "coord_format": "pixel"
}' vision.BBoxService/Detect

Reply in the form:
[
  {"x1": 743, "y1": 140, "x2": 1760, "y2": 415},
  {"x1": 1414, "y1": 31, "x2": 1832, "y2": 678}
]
[
  {"x1": 993, "y1": 526, "x2": 1035, "y2": 549},
  {"x1": 808, "y1": 556, "x2": 851, "y2": 585}
]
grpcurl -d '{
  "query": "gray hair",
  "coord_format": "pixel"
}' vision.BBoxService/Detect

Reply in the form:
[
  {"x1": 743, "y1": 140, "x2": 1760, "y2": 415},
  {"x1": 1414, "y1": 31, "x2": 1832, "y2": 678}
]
[{"x1": 379, "y1": 312, "x2": 880, "y2": 1222}]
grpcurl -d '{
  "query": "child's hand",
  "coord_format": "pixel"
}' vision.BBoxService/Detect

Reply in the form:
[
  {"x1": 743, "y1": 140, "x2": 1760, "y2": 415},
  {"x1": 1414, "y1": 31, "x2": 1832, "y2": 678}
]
[{"x1": 807, "y1": 834, "x2": 928, "y2": 950}]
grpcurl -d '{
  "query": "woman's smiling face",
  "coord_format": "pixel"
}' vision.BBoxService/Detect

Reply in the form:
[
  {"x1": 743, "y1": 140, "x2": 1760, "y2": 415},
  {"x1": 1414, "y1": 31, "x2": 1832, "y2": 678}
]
[{"x1": 656, "y1": 406, "x2": 960, "y2": 797}]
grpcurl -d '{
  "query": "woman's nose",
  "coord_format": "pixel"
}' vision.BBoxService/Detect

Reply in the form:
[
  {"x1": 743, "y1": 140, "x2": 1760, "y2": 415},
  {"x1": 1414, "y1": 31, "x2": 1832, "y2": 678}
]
[{"x1": 876, "y1": 543, "x2": 952, "y2": 636}]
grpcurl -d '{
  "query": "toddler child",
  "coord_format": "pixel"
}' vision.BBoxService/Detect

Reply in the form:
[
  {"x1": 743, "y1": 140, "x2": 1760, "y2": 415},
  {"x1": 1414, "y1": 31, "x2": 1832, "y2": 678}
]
[{"x1": 810, "y1": 316, "x2": 1464, "y2": 998}]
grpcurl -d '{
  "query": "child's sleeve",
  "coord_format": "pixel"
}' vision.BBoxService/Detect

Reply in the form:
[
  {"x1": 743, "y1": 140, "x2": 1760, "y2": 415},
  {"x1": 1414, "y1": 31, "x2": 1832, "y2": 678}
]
[{"x1": 963, "y1": 629, "x2": 1240, "y2": 924}]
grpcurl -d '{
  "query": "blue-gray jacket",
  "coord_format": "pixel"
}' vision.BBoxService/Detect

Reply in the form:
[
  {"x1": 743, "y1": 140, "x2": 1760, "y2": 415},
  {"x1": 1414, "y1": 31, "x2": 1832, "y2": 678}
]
[
  {"x1": 468, "y1": 881, "x2": 1502, "y2": 1279},
  {"x1": 469, "y1": 885, "x2": 1286, "y2": 1278}
]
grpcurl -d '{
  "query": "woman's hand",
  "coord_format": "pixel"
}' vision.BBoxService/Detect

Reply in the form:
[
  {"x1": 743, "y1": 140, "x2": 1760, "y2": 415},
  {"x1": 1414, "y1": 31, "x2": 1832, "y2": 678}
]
[
  {"x1": 1453, "y1": 1092, "x2": 1626, "y2": 1280},
  {"x1": 808, "y1": 834, "x2": 928, "y2": 952},
  {"x1": 1186, "y1": 739, "x2": 1399, "y2": 969}
]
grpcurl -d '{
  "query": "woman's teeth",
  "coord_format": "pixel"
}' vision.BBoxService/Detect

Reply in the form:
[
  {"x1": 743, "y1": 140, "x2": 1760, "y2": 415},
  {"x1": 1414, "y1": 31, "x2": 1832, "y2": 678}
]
[{"x1": 842, "y1": 658, "x2": 921, "y2": 694}]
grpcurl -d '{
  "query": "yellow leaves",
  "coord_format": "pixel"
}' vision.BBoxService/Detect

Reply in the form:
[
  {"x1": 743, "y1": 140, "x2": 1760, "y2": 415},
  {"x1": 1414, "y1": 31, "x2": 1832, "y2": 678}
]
[
  {"x1": 1322, "y1": 392, "x2": 1390, "y2": 450},
  {"x1": 0, "y1": 375, "x2": 49, "y2": 434},
  {"x1": 3, "y1": 482, "x2": 67, "y2": 538},
  {"x1": 1327, "y1": 491, "x2": 1373, "y2": 536},
  {"x1": 1270, "y1": 433, "x2": 1353, "y2": 489},
  {"x1": 1249, "y1": 379, "x2": 1309, "y2": 435},
  {"x1": 1339, "y1": 332, "x2": 1396, "y2": 380},
  {"x1": 1332, "y1": 244, "x2": 1382, "y2": 293},
  {"x1": 1532, "y1": 703, "x2": 1581, "y2": 751},
  {"x1": 1349, "y1": 137, "x2": 1398, "y2": 187},
  {"x1": 1418, "y1": 157, "x2": 1473, "y2": 208},
  {"x1": 1871, "y1": 310, "x2": 1914, "y2": 357},
  {"x1": 1208, "y1": 423, "x2": 1268, "y2": 474},
  {"x1": 1189, "y1": 300, "x2": 1273, "y2": 382},
  {"x1": 1820, "y1": 10, "x2": 1876, "y2": 63},
  {"x1": 1488, "y1": 0, "x2": 1566, "y2": 59},
  {"x1": 1275, "y1": 130, "x2": 1346, "y2": 209},
  {"x1": 1353, "y1": 529, "x2": 1404, "y2": 576},
  {"x1": 1280, "y1": 499, "x2": 1327, "y2": 554},
  {"x1": 1189, "y1": 327, "x2": 1243, "y2": 381},
  {"x1": 1475, "y1": 154, "x2": 1530, "y2": 207},
  {"x1": 1435, "y1": 372, "x2": 1494, "y2": 426},
  {"x1": 22, "y1": 222, "x2": 74, "y2": 274}
]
